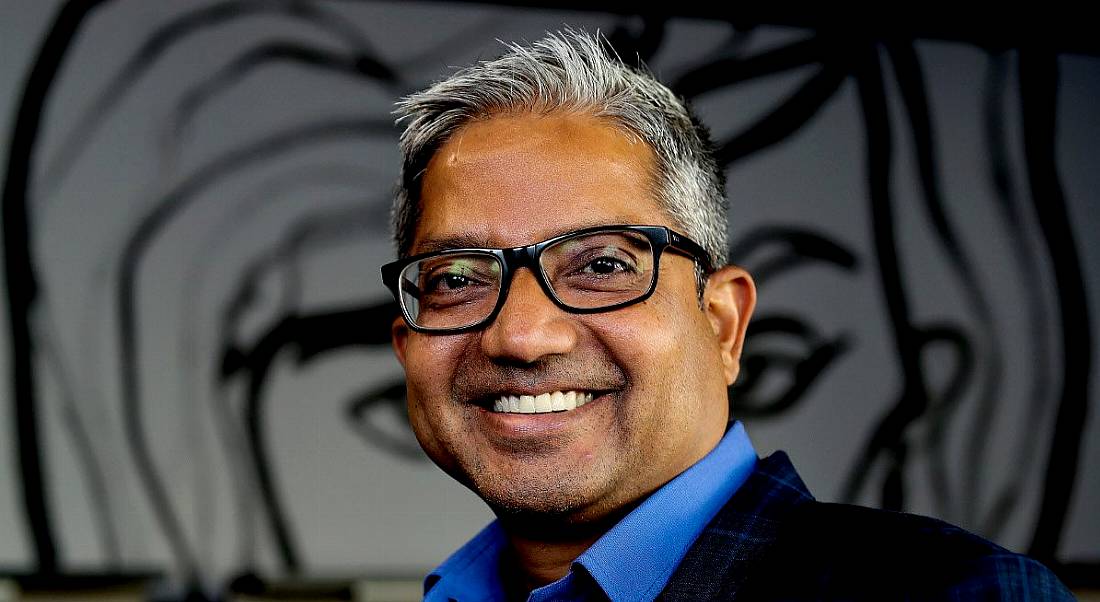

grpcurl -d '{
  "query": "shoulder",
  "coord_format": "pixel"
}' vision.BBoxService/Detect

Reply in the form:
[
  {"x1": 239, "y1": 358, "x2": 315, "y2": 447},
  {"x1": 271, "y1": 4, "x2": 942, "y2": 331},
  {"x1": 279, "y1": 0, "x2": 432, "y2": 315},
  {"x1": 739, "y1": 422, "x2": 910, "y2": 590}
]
[
  {"x1": 664, "y1": 452, "x2": 1074, "y2": 600},
  {"x1": 747, "y1": 501, "x2": 1075, "y2": 600}
]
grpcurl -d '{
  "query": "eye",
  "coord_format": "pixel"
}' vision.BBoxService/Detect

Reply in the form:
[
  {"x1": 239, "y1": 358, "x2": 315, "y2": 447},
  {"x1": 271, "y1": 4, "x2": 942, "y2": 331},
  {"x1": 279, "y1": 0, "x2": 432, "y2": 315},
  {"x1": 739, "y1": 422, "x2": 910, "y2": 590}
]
[
  {"x1": 427, "y1": 272, "x2": 474, "y2": 291},
  {"x1": 583, "y1": 256, "x2": 633, "y2": 275},
  {"x1": 571, "y1": 244, "x2": 639, "y2": 277},
  {"x1": 417, "y1": 257, "x2": 498, "y2": 295},
  {"x1": 543, "y1": 236, "x2": 650, "y2": 295},
  {"x1": 730, "y1": 315, "x2": 849, "y2": 418}
]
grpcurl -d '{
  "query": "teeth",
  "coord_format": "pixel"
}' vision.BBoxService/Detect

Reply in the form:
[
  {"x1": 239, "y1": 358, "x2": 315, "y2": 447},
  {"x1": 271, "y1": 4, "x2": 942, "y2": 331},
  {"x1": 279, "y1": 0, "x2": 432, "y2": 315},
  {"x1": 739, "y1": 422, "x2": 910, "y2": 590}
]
[
  {"x1": 550, "y1": 391, "x2": 565, "y2": 411},
  {"x1": 491, "y1": 390, "x2": 598, "y2": 414}
]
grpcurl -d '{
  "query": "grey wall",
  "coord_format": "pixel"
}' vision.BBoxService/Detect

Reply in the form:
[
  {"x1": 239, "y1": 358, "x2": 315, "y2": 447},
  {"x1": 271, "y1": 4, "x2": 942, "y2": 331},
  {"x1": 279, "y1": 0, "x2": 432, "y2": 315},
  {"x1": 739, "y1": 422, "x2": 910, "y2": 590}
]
[{"x1": 1, "y1": 0, "x2": 1097, "y2": 588}]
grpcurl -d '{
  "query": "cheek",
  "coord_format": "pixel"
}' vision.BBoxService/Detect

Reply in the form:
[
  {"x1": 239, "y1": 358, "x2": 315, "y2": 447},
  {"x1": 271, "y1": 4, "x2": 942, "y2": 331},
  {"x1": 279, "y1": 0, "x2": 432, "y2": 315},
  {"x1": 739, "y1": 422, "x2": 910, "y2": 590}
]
[
  {"x1": 403, "y1": 334, "x2": 463, "y2": 392},
  {"x1": 404, "y1": 395, "x2": 434, "y2": 450},
  {"x1": 400, "y1": 335, "x2": 469, "y2": 455},
  {"x1": 595, "y1": 292, "x2": 721, "y2": 415},
  {"x1": 595, "y1": 297, "x2": 702, "y2": 390}
]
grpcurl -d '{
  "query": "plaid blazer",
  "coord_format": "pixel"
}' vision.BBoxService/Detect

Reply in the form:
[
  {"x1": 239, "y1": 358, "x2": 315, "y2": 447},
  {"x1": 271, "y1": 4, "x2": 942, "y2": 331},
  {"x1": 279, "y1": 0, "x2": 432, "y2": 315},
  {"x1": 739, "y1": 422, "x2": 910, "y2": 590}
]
[{"x1": 658, "y1": 452, "x2": 1075, "y2": 601}]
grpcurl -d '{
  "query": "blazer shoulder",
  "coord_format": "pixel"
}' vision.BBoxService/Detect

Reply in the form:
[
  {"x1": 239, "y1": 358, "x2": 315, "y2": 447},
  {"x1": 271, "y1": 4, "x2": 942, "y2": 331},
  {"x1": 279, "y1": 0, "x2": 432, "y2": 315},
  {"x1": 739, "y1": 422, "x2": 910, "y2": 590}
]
[{"x1": 745, "y1": 501, "x2": 1075, "y2": 600}]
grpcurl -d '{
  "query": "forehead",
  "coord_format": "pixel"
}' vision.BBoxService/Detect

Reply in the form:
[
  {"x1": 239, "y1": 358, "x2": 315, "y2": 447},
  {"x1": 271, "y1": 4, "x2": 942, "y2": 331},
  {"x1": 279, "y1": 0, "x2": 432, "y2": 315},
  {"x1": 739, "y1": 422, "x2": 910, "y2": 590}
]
[{"x1": 412, "y1": 112, "x2": 668, "y2": 251}]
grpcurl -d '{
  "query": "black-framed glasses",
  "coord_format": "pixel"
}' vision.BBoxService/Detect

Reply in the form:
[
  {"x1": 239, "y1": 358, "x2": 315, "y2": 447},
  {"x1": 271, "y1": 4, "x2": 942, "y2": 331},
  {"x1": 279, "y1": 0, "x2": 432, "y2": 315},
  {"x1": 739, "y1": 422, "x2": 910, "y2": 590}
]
[{"x1": 381, "y1": 224, "x2": 713, "y2": 334}]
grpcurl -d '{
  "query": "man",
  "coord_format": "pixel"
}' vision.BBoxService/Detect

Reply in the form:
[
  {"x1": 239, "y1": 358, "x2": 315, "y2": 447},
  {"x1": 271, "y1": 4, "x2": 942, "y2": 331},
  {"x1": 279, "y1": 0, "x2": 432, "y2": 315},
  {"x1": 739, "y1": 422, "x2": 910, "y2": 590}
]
[{"x1": 382, "y1": 30, "x2": 1073, "y2": 601}]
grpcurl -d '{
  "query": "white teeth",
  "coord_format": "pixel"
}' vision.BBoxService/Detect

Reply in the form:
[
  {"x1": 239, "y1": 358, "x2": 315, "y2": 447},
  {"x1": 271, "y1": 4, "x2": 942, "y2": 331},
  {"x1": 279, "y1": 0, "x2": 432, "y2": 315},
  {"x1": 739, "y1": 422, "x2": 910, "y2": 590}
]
[{"x1": 491, "y1": 390, "x2": 598, "y2": 414}]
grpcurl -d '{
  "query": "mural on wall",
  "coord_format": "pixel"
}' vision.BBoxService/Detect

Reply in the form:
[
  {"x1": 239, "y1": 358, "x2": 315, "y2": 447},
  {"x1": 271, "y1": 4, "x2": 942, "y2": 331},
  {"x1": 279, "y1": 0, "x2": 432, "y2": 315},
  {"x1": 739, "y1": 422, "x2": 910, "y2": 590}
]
[{"x1": 2, "y1": 0, "x2": 1096, "y2": 594}]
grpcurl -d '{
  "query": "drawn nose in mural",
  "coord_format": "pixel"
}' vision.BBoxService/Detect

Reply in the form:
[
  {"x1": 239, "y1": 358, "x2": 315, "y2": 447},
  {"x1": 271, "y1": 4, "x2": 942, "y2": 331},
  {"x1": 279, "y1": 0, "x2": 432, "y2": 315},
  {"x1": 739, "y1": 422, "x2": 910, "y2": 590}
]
[{"x1": 1, "y1": 1, "x2": 1096, "y2": 599}]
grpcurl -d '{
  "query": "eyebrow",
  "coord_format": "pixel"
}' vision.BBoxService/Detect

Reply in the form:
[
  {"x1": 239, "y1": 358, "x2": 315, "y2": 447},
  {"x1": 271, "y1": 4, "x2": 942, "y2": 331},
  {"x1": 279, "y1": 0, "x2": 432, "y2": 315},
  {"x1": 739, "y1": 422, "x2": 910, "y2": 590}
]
[
  {"x1": 416, "y1": 235, "x2": 495, "y2": 254},
  {"x1": 415, "y1": 219, "x2": 639, "y2": 254}
]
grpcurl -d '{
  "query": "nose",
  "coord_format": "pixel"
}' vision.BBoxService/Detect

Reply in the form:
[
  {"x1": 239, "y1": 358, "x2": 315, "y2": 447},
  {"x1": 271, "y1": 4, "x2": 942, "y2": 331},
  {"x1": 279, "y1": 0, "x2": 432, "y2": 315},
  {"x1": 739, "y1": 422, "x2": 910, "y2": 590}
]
[{"x1": 480, "y1": 268, "x2": 578, "y2": 364}]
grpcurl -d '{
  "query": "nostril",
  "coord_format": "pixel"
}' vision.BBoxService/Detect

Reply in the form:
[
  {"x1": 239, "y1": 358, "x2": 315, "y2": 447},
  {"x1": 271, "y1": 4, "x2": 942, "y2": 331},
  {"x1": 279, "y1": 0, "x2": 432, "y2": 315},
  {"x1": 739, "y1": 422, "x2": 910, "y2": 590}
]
[{"x1": 480, "y1": 275, "x2": 578, "y2": 363}]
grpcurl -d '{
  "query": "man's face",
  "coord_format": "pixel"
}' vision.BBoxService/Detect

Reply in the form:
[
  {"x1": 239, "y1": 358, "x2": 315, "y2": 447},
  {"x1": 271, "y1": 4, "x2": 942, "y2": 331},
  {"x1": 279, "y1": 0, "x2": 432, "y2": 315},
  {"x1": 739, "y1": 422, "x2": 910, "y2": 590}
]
[{"x1": 392, "y1": 113, "x2": 749, "y2": 524}]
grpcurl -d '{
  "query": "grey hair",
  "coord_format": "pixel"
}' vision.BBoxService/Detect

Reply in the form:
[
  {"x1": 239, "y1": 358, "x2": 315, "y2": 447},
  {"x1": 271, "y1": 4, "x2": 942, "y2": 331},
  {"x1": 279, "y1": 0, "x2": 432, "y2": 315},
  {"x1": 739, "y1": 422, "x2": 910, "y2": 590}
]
[{"x1": 392, "y1": 29, "x2": 728, "y2": 282}]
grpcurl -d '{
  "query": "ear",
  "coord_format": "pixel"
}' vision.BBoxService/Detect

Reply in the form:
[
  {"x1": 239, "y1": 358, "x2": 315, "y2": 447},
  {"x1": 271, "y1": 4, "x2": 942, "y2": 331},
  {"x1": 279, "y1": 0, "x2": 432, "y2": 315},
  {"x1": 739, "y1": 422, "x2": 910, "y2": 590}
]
[
  {"x1": 702, "y1": 265, "x2": 756, "y2": 385},
  {"x1": 391, "y1": 315, "x2": 410, "y2": 368}
]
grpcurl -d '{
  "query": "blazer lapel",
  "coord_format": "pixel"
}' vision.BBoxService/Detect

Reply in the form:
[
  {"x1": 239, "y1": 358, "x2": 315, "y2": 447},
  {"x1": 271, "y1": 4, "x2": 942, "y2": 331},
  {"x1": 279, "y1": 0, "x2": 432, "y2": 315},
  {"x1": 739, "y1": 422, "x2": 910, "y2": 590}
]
[{"x1": 658, "y1": 452, "x2": 815, "y2": 601}]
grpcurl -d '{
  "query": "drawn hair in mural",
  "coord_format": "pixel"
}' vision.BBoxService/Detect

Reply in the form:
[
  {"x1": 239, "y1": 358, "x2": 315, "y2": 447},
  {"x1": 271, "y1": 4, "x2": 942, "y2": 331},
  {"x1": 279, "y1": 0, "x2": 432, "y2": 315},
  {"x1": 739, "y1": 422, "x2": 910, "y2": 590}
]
[{"x1": 2, "y1": 1, "x2": 1092, "y2": 594}]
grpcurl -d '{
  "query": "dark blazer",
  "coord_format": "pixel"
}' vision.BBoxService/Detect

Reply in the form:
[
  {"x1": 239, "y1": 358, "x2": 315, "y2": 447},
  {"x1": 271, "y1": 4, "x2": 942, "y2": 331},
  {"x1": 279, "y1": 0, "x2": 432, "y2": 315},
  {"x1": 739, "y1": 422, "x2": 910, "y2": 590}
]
[{"x1": 659, "y1": 453, "x2": 1074, "y2": 601}]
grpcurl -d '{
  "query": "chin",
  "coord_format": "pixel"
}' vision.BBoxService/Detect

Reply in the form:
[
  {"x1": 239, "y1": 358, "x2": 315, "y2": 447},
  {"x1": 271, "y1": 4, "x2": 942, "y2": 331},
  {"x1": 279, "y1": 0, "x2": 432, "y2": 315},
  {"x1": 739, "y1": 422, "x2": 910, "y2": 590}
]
[
  {"x1": 484, "y1": 485, "x2": 583, "y2": 515},
  {"x1": 473, "y1": 474, "x2": 597, "y2": 519}
]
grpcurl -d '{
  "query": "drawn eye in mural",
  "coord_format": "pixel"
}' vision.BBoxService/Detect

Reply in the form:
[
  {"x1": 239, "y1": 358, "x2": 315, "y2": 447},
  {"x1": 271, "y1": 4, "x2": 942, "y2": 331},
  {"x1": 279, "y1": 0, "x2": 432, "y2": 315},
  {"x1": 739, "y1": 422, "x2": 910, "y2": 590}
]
[
  {"x1": 345, "y1": 380, "x2": 424, "y2": 462},
  {"x1": 732, "y1": 315, "x2": 850, "y2": 418},
  {"x1": 2, "y1": 2, "x2": 1094, "y2": 596},
  {"x1": 727, "y1": 227, "x2": 858, "y2": 418}
]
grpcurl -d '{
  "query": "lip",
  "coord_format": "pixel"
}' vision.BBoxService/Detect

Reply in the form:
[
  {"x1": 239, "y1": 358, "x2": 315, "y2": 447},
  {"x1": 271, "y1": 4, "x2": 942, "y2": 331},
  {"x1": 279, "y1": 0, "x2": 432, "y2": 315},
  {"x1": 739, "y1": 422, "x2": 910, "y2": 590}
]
[
  {"x1": 469, "y1": 388, "x2": 612, "y2": 410},
  {"x1": 476, "y1": 390, "x2": 617, "y2": 439},
  {"x1": 489, "y1": 389, "x2": 608, "y2": 412}
]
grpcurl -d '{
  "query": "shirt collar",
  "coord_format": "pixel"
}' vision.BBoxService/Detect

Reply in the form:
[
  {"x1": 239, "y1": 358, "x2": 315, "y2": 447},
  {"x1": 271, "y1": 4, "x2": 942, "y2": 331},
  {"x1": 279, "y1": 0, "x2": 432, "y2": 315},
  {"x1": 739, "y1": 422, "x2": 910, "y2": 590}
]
[
  {"x1": 572, "y1": 421, "x2": 756, "y2": 601},
  {"x1": 425, "y1": 422, "x2": 757, "y2": 602},
  {"x1": 425, "y1": 521, "x2": 509, "y2": 602}
]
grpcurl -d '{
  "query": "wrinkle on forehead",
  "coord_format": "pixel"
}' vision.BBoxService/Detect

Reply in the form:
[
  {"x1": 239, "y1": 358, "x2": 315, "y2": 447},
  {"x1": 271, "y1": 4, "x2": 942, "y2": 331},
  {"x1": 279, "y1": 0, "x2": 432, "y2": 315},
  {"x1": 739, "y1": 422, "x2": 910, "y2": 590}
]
[
  {"x1": 434, "y1": 112, "x2": 649, "y2": 180},
  {"x1": 416, "y1": 217, "x2": 651, "y2": 254},
  {"x1": 413, "y1": 112, "x2": 663, "y2": 252}
]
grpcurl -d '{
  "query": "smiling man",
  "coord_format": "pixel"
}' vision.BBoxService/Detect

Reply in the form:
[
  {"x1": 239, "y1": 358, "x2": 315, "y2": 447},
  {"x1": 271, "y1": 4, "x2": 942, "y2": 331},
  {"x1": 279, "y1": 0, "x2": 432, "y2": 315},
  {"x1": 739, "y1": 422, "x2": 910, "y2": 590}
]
[{"x1": 382, "y1": 30, "x2": 1072, "y2": 602}]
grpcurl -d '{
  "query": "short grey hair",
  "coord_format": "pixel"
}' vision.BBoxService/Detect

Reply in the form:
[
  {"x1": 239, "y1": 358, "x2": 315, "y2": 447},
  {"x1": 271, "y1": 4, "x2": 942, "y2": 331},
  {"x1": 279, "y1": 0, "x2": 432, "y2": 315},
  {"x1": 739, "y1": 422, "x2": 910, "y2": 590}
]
[{"x1": 392, "y1": 29, "x2": 728, "y2": 280}]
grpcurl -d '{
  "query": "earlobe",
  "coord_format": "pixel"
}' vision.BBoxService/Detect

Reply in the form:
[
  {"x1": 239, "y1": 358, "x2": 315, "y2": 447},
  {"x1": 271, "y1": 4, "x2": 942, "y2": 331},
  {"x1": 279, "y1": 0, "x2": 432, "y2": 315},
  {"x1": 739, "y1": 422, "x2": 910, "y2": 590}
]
[
  {"x1": 703, "y1": 266, "x2": 757, "y2": 385},
  {"x1": 392, "y1": 316, "x2": 410, "y2": 368}
]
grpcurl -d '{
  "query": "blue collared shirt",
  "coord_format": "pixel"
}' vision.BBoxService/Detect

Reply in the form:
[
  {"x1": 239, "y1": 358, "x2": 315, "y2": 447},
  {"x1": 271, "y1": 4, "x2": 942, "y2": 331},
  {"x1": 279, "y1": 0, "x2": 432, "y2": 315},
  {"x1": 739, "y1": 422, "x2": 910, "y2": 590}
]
[{"x1": 424, "y1": 422, "x2": 758, "y2": 602}]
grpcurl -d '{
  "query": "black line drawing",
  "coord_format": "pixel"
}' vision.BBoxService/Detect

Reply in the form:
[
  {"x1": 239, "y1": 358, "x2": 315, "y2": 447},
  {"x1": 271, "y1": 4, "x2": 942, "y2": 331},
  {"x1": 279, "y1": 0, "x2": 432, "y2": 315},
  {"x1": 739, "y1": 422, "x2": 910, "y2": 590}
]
[{"x1": 2, "y1": 2, "x2": 1093, "y2": 594}]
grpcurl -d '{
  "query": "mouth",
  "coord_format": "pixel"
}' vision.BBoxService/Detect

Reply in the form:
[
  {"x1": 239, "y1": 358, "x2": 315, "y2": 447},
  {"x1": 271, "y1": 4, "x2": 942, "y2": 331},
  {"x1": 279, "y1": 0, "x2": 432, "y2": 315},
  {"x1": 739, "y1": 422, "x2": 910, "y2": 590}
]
[{"x1": 488, "y1": 390, "x2": 598, "y2": 414}]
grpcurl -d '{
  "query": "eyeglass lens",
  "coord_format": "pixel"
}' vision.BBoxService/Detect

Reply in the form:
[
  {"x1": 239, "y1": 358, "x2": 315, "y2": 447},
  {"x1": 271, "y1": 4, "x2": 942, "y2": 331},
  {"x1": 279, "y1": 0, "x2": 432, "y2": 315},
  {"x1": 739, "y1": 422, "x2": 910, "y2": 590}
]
[{"x1": 397, "y1": 229, "x2": 656, "y2": 330}]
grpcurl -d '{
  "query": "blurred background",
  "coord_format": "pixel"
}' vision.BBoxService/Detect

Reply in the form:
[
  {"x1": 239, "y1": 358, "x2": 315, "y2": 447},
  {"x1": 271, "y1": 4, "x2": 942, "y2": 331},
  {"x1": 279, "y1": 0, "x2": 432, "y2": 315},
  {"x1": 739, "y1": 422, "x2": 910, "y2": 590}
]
[{"x1": 1, "y1": 2, "x2": 1097, "y2": 600}]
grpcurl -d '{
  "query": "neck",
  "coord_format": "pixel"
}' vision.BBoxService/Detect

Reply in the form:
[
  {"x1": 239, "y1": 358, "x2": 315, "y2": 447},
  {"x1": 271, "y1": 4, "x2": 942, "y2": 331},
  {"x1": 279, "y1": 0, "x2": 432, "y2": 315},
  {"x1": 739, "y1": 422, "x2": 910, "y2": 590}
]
[
  {"x1": 494, "y1": 503, "x2": 636, "y2": 595},
  {"x1": 500, "y1": 530, "x2": 598, "y2": 594}
]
